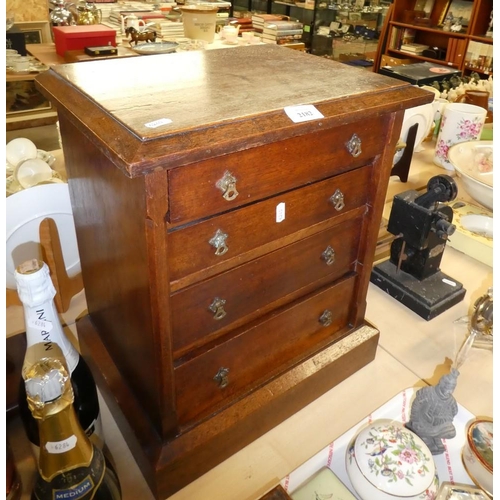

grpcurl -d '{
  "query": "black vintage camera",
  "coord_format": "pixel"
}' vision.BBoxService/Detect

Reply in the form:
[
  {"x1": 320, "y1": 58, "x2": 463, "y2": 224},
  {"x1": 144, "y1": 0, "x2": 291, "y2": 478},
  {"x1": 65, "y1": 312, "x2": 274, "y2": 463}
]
[{"x1": 422, "y1": 46, "x2": 446, "y2": 60}]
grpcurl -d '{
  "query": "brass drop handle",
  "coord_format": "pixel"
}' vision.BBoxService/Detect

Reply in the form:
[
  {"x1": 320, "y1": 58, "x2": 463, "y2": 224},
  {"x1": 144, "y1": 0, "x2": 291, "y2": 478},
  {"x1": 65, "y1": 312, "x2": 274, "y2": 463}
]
[
  {"x1": 209, "y1": 229, "x2": 229, "y2": 256},
  {"x1": 209, "y1": 297, "x2": 227, "y2": 320},
  {"x1": 321, "y1": 246, "x2": 336, "y2": 266},
  {"x1": 319, "y1": 310, "x2": 333, "y2": 327},
  {"x1": 216, "y1": 170, "x2": 239, "y2": 201},
  {"x1": 346, "y1": 133, "x2": 362, "y2": 157},
  {"x1": 213, "y1": 367, "x2": 230, "y2": 388},
  {"x1": 329, "y1": 189, "x2": 345, "y2": 211}
]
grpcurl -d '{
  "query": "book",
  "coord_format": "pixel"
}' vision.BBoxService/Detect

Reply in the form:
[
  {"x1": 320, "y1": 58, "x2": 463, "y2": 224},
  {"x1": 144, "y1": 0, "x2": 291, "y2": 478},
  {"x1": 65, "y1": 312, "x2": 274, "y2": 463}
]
[
  {"x1": 262, "y1": 27, "x2": 303, "y2": 36},
  {"x1": 261, "y1": 37, "x2": 301, "y2": 45},
  {"x1": 400, "y1": 28, "x2": 416, "y2": 45},
  {"x1": 261, "y1": 33, "x2": 303, "y2": 41},
  {"x1": 251, "y1": 13, "x2": 289, "y2": 29},
  {"x1": 454, "y1": 38, "x2": 467, "y2": 65},
  {"x1": 400, "y1": 43, "x2": 429, "y2": 54},
  {"x1": 446, "y1": 38, "x2": 457, "y2": 63},
  {"x1": 263, "y1": 20, "x2": 303, "y2": 31}
]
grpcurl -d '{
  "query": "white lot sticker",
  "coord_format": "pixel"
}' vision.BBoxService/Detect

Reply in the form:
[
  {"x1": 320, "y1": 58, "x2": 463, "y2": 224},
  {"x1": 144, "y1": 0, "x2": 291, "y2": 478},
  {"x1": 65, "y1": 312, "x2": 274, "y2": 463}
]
[
  {"x1": 28, "y1": 318, "x2": 53, "y2": 332},
  {"x1": 46, "y1": 435, "x2": 77, "y2": 454},
  {"x1": 276, "y1": 202, "x2": 285, "y2": 223},
  {"x1": 144, "y1": 118, "x2": 173, "y2": 129},
  {"x1": 442, "y1": 278, "x2": 456, "y2": 286},
  {"x1": 284, "y1": 105, "x2": 324, "y2": 123}
]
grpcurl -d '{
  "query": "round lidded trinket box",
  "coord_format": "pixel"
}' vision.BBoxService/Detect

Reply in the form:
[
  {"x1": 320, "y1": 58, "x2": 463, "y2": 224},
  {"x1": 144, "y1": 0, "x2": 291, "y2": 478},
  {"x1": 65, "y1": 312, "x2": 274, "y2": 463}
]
[
  {"x1": 346, "y1": 418, "x2": 439, "y2": 500},
  {"x1": 462, "y1": 418, "x2": 493, "y2": 497}
]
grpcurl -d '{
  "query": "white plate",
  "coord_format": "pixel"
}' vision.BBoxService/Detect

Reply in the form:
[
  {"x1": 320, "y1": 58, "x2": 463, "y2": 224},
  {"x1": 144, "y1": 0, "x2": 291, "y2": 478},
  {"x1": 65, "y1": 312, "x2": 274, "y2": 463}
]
[
  {"x1": 130, "y1": 41, "x2": 178, "y2": 54},
  {"x1": 394, "y1": 103, "x2": 434, "y2": 163},
  {"x1": 459, "y1": 215, "x2": 493, "y2": 239},
  {"x1": 6, "y1": 183, "x2": 81, "y2": 289}
]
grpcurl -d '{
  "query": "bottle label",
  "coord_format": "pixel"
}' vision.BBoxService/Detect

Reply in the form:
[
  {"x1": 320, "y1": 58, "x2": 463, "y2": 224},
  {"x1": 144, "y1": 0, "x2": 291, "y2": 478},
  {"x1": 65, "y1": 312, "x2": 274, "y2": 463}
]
[
  {"x1": 33, "y1": 446, "x2": 107, "y2": 500},
  {"x1": 53, "y1": 476, "x2": 94, "y2": 499},
  {"x1": 25, "y1": 303, "x2": 80, "y2": 373},
  {"x1": 45, "y1": 435, "x2": 77, "y2": 454},
  {"x1": 28, "y1": 318, "x2": 53, "y2": 332}
]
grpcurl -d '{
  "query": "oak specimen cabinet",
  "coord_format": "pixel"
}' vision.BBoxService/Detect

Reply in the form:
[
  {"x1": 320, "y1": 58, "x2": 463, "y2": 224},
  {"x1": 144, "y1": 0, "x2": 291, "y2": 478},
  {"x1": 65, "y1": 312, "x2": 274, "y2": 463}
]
[{"x1": 35, "y1": 45, "x2": 432, "y2": 498}]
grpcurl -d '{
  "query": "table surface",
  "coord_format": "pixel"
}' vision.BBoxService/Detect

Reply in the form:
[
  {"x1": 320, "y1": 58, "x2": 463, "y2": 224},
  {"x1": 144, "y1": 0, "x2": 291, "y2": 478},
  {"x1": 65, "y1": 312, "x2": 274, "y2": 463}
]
[
  {"x1": 6, "y1": 139, "x2": 493, "y2": 500},
  {"x1": 25, "y1": 35, "x2": 262, "y2": 67}
]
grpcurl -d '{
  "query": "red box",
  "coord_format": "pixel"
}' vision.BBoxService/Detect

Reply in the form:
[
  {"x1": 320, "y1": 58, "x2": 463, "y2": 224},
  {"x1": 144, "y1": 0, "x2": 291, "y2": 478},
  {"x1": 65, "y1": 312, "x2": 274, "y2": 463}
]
[{"x1": 53, "y1": 25, "x2": 117, "y2": 57}]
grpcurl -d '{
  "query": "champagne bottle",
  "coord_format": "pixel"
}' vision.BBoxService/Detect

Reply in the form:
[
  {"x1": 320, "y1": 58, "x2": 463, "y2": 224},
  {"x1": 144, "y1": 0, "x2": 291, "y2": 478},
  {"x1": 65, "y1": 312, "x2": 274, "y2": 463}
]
[
  {"x1": 15, "y1": 259, "x2": 103, "y2": 457},
  {"x1": 24, "y1": 345, "x2": 122, "y2": 500},
  {"x1": 7, "y1": 440, "x2": 22, "y2": 500}
]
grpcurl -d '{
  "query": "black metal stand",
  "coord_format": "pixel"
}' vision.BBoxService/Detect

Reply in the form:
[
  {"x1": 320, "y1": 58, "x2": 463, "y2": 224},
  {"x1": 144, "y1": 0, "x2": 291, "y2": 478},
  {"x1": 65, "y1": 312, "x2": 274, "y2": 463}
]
[
  {"x1": 391, "y1": 122, "x2": 419, "y2": 183},
  {"x1": 371, "y1": 260, "x2": 466, "y2": 321}
]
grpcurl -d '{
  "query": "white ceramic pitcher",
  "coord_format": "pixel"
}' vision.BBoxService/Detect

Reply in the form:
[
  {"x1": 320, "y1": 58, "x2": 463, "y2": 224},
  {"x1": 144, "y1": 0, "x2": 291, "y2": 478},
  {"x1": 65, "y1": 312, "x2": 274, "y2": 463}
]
[{"x1": 122, "y1": 14, "x2": 146, "y2": 34}]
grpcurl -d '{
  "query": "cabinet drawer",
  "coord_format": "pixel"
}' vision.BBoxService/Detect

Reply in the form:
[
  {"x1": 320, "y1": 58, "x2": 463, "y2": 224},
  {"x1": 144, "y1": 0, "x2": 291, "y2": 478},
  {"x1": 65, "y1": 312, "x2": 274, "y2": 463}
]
[
  {"x1": 168, "y1": 166, "x2": 370, "y2": 286},
  {"x1": 171, "y1": 217, "x2": 361, "y2": 354},
  {"x1": 174, "y1": 275, "x2": 356, "y2": 424},
  {"x1": 168, "y1": 115, "x2": 388, "y2": 225}
]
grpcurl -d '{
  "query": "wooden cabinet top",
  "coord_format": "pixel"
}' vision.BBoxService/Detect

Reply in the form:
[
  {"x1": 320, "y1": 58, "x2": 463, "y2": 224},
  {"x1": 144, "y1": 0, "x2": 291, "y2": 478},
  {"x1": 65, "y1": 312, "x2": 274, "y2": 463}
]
[{"x1": 36, "y1": 45, "x2": 432, "y2": 177}]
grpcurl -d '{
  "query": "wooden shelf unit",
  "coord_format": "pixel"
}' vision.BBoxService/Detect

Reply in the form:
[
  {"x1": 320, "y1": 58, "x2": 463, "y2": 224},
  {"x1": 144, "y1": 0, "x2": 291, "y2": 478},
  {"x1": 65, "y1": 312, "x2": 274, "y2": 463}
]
[{"x1": 380, "y1": 0, "x2": 493, "y2": 76}]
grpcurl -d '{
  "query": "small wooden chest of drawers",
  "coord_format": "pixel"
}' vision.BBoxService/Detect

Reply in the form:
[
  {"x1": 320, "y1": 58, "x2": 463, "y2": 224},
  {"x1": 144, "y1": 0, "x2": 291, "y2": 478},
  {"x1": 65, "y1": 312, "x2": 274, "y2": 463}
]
[{"x1": 36, "y1": 45, "x2": 431, "y2": 499}]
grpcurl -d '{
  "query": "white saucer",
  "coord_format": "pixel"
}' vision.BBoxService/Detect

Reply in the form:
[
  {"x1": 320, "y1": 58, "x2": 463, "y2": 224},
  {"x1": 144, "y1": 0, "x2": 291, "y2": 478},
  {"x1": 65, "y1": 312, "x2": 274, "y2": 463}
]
[
  {"x1": 6, "y1": 183, "x2": 81, "y2": 289},
  {"x1": 393, "y1": 103, "x2": 434, "y2": 163}
]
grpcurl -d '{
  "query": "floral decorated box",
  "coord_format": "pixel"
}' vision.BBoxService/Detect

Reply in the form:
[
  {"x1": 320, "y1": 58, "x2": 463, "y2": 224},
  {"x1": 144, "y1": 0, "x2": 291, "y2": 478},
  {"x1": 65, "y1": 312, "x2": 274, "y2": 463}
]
[{"x1": 281, "y1": 388, "x2": 480, "y2": 499}]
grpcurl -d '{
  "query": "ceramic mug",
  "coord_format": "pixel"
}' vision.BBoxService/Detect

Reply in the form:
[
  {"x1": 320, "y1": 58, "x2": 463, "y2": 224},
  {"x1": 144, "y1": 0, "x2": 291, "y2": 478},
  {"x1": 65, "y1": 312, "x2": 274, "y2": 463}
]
[
  {"x1": 221, "y1": 25, "x2": 239, "y2": 41},
  {"x1": 434, "y1": 103, "x2": 486, "y2": 170},
  {"x1": 455, "y1": 89, "x2": 490, "y2": 111},
  {"x1": 241, "y1": 31, "x2": 255, "y2": 43},
  {"x1": 431, "y1": 98, "x2": 448, "y2": 138},
  {"x1": 12, "y1": 56, "x2": 31, "y2": 72}
]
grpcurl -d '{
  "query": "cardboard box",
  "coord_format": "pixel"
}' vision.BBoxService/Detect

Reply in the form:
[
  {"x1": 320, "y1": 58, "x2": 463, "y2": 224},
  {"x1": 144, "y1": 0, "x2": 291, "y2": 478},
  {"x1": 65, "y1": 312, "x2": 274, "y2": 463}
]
[{"x1": 53, "y1": 25, "x2": 117, "y2": 57}]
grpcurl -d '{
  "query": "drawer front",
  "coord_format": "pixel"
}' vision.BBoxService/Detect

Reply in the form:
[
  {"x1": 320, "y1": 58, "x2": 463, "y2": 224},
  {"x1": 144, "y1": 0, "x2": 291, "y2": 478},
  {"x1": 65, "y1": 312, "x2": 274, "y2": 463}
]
[
  {"x1": 169, "y1": 166, "x2": 370, "y2": 285},
  {"x1": 168, "y1": 115, "x2": 387, "y2": 225},
  {"x1": 174, "y1": 276, "x2": 357, "y2": 424},
  {"x1": 171, "y1": 217, "x2": 361, "y2": 354}
]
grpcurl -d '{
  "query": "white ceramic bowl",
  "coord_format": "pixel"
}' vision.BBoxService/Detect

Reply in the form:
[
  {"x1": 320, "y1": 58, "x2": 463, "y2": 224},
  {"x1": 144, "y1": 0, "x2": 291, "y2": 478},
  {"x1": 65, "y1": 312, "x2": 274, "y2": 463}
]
[
  {"x1": 346, "y1": 419, "x2": 438, "y2": 500},
  {"x1": 462, "y1": 418, "x2": 493, "y2": 497},
  {"x1": 6, "y1": 137, "x2": 38, "y2": 167},
  {"x1": 14, "y1": 158, "x2": 53, "y2": 188},
  {"x1": 448, "y1": 141, "x2": 493, "y2": 211}
]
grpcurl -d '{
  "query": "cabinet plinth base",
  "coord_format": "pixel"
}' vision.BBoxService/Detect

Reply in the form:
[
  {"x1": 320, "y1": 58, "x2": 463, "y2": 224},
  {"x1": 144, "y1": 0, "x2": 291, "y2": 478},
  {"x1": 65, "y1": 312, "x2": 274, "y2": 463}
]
[{"x1": 78, "y1": 315, "x2": 380, "y2": 499}]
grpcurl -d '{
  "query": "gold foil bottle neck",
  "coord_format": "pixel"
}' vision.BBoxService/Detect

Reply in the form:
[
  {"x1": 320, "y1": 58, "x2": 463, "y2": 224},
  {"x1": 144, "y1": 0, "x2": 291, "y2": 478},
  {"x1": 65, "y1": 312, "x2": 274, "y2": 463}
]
[{"x1": 23, "y1": 344, "x2": 74, "y2": 420}]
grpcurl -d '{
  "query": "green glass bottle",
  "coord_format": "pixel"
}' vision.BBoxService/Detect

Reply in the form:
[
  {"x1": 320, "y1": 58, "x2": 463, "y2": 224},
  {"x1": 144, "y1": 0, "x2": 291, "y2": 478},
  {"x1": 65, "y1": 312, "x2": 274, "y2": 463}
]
[{"x1": 24, "y1": 344, "x2": 121, "y2": 500}]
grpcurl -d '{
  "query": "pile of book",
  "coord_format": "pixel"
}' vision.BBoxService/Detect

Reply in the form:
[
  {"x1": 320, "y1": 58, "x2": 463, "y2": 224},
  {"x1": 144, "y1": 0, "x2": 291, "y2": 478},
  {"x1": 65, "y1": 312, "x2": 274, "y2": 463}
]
[
  {"x1": 228, "y1": 17, "x2": 255, "y2": 33},
  {"x1": 260, "y1": 20, "x2": 304, "y2": 45},
  {"x1": 251, "y1": 13, "x2": 289, "y2": 34},
  {"x1": 400, "y1": 43, "x2": 429, "y2": 55},
  {"x1": 152, "y1": 20, "x2": 185, "y2": 39}
]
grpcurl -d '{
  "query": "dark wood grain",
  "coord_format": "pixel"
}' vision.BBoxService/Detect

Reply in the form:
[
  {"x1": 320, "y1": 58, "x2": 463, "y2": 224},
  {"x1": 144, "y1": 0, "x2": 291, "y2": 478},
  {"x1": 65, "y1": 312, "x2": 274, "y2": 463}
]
[
  {"x1": 39, "y1": 46, "x2": 433, "y2": 499},
  {"x1": 259, "y1": 485, "x2": 293, "y2": 500},
  {"x1": 174, "y1": 276, "x2": 356, "y2": 424},
  {"x1": 36, "y1": 46, "x2": 432, "y2": 177},
  {"x1": 168, "y1": 166, "x2": 370, "y2": 289},
  {"x1": 166, "y1": 115, "x2": 386, "y2": 225},
  {"x1": 171, "y1": 218, "x2": 361, "y2": 355}
]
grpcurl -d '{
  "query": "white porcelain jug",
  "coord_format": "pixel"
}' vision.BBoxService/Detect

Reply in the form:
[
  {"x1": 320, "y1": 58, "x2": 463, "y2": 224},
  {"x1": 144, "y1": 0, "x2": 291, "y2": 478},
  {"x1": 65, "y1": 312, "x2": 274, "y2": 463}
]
[{"x1": 122, "y1": 14, "x2": 146, "y2": 34}]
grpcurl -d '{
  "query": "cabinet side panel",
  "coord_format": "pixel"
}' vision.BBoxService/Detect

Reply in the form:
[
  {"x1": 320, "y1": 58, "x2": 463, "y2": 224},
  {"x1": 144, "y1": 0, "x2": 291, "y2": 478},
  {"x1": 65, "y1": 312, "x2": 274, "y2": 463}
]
[
  {"x1": 58, "y1": 113, "x2": 172, "y2": 436},
  {"x1": 352, "y1": 110, "x2": 404, "y2": 323}
]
